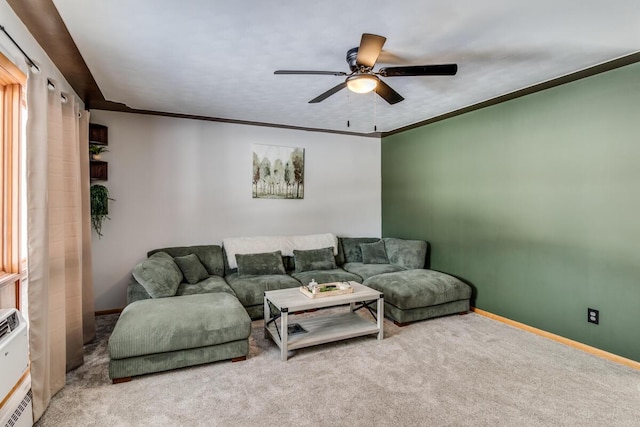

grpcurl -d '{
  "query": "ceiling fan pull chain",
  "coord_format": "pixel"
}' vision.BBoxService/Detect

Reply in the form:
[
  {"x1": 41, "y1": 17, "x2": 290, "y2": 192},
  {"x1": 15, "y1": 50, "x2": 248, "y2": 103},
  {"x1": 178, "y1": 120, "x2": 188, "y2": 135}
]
[{"x1": 373, "y1": 89, "x2": 377, "y2": 132}]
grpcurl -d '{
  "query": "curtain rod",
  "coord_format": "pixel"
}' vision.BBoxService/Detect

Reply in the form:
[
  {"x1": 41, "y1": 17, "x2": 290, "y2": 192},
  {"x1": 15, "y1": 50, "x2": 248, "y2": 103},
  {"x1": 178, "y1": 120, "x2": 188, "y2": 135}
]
[
  {"x1": 2, "y1": 24, "x2": 81, "y2": 109},
  {"x1": 0, "y1": 24, "x2": 40, "y2": 72}
]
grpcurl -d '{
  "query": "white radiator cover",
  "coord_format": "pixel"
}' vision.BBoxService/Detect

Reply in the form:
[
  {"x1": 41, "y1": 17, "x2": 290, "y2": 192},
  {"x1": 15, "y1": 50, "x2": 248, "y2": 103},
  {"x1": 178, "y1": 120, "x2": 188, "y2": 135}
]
[
  {"x1": 0, "y1": 309, "x2": 32, "y2": 427},
  {"x1": 0, "y1": 374, "x2": 32, "y2": 427}
]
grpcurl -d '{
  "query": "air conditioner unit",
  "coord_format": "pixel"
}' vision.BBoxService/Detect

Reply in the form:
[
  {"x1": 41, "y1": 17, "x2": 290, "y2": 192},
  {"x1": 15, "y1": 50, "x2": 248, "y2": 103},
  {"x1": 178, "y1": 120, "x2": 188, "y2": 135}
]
[{"x1": 0, "y1": 309, "x2": 33, "y2": 427}]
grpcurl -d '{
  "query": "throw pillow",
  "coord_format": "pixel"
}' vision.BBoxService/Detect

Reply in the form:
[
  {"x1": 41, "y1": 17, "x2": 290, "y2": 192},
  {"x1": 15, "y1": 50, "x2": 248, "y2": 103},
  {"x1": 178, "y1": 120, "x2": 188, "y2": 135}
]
[
  {"x1": 236, "y1": 251, "x2": 286, "y2": 277},
  {"x1": 360, "y1": 240, "x2": 390, "y2": 264},
  {"x1": 174, "y1": 253, "x2": 209, "y2": 284},
  {"x1": 340, "y1": 237, "x2": 381, "y2": 263},
  {"x1": 293, "y1": 247, "x2": 337, "y2": 273},
  {"x1": 148, "y1": 246, "x2": 225, "y2": 276},
  {"x1": 132, "y1": 252, "x2": 183, "y2": 298}
]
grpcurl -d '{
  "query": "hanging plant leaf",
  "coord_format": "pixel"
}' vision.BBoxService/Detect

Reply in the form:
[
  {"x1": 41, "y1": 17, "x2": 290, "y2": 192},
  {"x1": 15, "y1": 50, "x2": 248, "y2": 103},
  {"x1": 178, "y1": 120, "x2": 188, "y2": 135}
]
[{"x1": 90, "y1": 184, "x2": 114, "y2": 238}]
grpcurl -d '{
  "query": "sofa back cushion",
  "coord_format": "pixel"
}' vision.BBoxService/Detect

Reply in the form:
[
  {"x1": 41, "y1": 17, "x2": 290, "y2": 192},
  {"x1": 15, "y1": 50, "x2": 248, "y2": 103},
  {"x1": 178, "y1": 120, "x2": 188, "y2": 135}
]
[
  {"x1": 340, "y1": 237, "x2": 381, "y2": 263},
  {"x1": 235, "y1": 251, "x2": 287, "y2": 277},
  {"x1": 148, "y1": 245, "x2": 225, "y2": 277},
  {"x1": 293, "y1": 247, "x2": 337, "y2": 273},
  {"x1": 383, "y1": 238, "x2": 427, "y2": 269},
  {"x1": 132, "y1": 252, "x2": 183, "y2": 298},
  {"x1": 283, "y1": 256, "x2": 296, "y2": 272}
]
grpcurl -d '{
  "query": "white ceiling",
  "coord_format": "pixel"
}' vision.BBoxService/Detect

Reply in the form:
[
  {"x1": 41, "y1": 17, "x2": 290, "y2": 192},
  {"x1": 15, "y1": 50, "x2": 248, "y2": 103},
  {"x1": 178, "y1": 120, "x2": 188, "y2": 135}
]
[{"x1": 52, "y1": 0, "x2": 640, "y2": 134}]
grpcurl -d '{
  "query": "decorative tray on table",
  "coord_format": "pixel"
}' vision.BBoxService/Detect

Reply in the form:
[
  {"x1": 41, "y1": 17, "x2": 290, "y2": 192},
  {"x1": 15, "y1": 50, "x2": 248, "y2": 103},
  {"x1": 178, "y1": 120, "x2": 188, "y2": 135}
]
[{"x1": 299, "y1": 281, "x2": 354, "y2": 298}]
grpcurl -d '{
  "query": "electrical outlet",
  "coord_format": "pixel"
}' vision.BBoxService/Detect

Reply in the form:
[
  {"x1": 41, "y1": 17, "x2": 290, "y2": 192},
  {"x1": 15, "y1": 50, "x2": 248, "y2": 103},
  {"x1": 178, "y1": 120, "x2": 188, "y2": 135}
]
[{"x1": 587, "y1": 308, "x2": 599, "y2": 324}]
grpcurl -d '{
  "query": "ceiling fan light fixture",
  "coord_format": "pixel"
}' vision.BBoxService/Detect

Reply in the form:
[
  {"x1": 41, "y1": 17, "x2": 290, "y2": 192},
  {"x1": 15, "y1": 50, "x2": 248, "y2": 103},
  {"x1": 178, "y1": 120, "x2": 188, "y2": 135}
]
[{"x1": 346, "y1": 74, "x2": 379, "y2": 94}]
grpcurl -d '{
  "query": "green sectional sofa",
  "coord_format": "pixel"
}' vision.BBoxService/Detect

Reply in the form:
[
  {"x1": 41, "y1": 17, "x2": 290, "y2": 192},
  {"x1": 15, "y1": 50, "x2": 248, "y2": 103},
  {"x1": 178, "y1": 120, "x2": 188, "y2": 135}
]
[{"x1": 110, "y1": 234, "x2": 471, "y2": 381}]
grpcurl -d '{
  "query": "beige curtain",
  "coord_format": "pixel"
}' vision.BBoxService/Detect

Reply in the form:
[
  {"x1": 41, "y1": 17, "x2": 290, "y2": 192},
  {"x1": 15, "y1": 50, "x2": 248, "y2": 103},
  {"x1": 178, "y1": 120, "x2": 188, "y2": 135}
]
[
  {"x1": 79, "y1": 115, "x2": 95, "y2": 344},
  {"x1": 26, "y1": 69, "x2": 95, "y2": 421}
]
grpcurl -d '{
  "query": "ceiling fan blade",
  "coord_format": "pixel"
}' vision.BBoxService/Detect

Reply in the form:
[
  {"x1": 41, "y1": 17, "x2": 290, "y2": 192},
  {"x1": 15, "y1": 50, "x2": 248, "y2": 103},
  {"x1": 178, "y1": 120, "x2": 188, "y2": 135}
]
[
  {"x1": 375, "y1": 80, "x2": 404, "y2": 105},
  {"x1": 275, "y1": 70, "x2": 347, "y2": 76},
  {"x1": 356, "y1": 33, "x2": 386, "y2": 68},
  {"x1": 376, "y1": 50, "x2": 408, "y2": 64},
  {"x1": 309, "y1": 82, "x2": 347, "y2": 103},
  {"x1": 379, "y1": 64, "x2": 458, "y2": 77}
]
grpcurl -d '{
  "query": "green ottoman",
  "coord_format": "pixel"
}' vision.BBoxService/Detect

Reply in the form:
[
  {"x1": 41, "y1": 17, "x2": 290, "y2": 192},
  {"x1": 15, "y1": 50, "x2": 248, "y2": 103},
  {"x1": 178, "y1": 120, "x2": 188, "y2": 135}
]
[
  {"x1": 109, "y1": 292, "x2": 251, "y2": 383},
  {"x1": 363, "y1": 269, "x2": 472, "y2": 325}
]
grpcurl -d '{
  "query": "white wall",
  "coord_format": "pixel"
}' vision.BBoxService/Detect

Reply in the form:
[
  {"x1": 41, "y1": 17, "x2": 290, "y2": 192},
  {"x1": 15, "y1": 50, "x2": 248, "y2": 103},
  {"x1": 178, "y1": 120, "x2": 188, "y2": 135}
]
[{"x1": 90, "y1": 111, "x2": 381, "y2": 310}]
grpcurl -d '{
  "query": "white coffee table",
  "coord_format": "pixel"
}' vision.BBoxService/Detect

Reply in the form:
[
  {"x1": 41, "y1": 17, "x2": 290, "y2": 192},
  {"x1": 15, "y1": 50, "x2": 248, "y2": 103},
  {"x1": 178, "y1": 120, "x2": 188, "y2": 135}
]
[{"x1": 264, "y1": 282, "x2": 384, "y2": 361}]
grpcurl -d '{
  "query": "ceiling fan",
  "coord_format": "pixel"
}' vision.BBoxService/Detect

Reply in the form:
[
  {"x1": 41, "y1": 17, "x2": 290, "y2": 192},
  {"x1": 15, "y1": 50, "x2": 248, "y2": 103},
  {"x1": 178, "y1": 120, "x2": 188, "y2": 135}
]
[{"x1": 274, "y1": 33, "x2": 457, "y2": 105}]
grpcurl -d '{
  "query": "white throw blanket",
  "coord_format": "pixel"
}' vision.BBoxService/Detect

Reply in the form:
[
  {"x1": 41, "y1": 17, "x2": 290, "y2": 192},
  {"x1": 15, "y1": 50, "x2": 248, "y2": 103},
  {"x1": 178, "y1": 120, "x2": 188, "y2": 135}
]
[{"x1": 223, "y1": 233, "x2": 338, "y2": 269}]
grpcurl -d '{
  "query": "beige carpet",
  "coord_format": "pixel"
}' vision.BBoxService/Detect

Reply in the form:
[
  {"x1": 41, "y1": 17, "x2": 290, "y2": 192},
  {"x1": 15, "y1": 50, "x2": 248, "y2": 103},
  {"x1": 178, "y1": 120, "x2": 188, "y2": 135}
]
[{"x1": 35, "y1": 310, "x2": 640, "y2": 426}]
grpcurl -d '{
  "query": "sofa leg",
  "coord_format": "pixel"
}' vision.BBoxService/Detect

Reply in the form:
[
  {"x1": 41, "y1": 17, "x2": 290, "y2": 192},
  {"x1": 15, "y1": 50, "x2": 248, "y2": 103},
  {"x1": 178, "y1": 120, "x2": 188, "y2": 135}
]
[
  {"x1": 393, "y1": 320, "x2": 410, "y2": 327},
  {"x1": 458, "y1": 311, "x2": 469, "y2": 315},
  {"x1": 112, "y1": 377, "x2": 132, "y2": 384},
  {"x1": 231, "y1": 356, "x2": 247, "y2": 363}
]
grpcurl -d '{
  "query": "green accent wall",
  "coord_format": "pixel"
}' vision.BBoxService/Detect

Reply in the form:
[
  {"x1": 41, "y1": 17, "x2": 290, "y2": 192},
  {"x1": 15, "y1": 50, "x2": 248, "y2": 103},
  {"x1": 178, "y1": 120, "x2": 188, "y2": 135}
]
[{"x1": 382, "y1": 62, "x2": 640, "y2": 362}]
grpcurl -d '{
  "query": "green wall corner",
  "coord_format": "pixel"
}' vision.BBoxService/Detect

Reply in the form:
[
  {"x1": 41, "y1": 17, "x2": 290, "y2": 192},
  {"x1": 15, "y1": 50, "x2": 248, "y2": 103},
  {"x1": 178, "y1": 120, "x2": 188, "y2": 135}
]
[{"x1": 382, "y1": 61, "x2": 640, "y2": 362}]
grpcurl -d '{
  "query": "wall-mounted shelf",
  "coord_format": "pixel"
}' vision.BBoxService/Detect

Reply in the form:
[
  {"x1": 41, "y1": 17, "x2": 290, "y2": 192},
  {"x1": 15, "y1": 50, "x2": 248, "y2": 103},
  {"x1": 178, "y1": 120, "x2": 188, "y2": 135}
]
[
  {"x1": 90, "y1": 161, "x2": 108, "y2": 181},
  {"x1": 89, "y1": 123, "x2": 109, "y2": 181},
  {"x1": 89, "y1": 123, "x2": 108, "y2": 145}
]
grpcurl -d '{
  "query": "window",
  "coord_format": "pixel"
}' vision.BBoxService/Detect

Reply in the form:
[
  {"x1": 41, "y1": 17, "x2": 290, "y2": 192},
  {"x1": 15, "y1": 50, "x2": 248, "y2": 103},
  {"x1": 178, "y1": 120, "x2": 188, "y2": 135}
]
[{"x1": 0, "y1": 52, "x2": 26, "y2": 310}]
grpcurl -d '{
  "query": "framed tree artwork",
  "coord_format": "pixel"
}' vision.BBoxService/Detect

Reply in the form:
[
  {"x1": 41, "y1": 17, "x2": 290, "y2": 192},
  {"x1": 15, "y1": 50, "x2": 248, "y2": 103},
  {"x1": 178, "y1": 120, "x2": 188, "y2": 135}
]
[{"x1": 252, "y1": 144, "x2": 304, "y2": 199}]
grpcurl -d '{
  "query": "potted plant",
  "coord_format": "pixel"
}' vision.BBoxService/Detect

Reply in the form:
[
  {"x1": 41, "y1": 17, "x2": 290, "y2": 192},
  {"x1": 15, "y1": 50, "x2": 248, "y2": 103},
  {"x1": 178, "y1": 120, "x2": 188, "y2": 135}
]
[
  {"x1": 90, "y1": 184, "x2": 114, "y2": 238},
  {"x1": 89, "y1": 144, "x2": 109, "y2": 161}
]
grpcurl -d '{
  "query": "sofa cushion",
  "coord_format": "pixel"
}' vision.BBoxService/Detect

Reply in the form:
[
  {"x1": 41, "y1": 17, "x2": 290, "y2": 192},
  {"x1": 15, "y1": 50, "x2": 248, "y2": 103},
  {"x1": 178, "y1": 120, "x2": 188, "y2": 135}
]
[
  {"x1": 236, "y1": 251, "x2": 286, "y2": 277},
  {"x1": 293, "y1": 247, "x2": 336, "y2": 273},
  {"x1": 175, "y1": 276, "x2": 236, "y2": 297},
  {"x1": 360, "y1": 240, "x2": 390, "y2": 264},
  {"x1": 363, "y1": 269, "x2": 471, "y2": 310},
  {"x1": 383, "y1": 238, "x2": 427, "y2": 269},
  {"x1": 148, "y1": 245, "x2": 225, "y2": 277},
  {"x1": 291, "y1": 268, "x2": 362, "y2": 286},
  {"x1": 109, "y1": 293, "x2": 251, "y2": 359},
  {"x1": 340, "y1": 237, "x2": 380, "y2": 263},
  {"x1": 225, "y1": 273, "x2": 301, "y2": 307},
  {"x1": 132, "y1": 252, "x2": 183, "y2": 298},
  {"x1": 342, "y1": 262, "x2": 405, "y2": 281},
  {"x1": 174, "y1": 253, "x2": 209, "y2": 284}
]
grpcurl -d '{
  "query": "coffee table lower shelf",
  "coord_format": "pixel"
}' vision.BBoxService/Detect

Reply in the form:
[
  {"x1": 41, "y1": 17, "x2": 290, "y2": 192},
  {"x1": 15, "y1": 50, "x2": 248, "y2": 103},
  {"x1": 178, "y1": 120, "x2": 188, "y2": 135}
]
[{"x1": 265, "y1": 312, "x2": 380, "y2": 353}]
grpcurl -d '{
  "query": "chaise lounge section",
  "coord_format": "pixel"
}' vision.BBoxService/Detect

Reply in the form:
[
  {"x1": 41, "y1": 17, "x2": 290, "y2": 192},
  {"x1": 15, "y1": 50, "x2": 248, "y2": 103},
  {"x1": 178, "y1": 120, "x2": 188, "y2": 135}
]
[
  {"x1": 109, "y1": 292, "x2": 251, "y2": 382},
  {"x1": 341, "y1": 237, "x2": 472, "y2": 325},
  {"x1": 364, "y1": 269, "x2": 471, "y2": 325}
]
